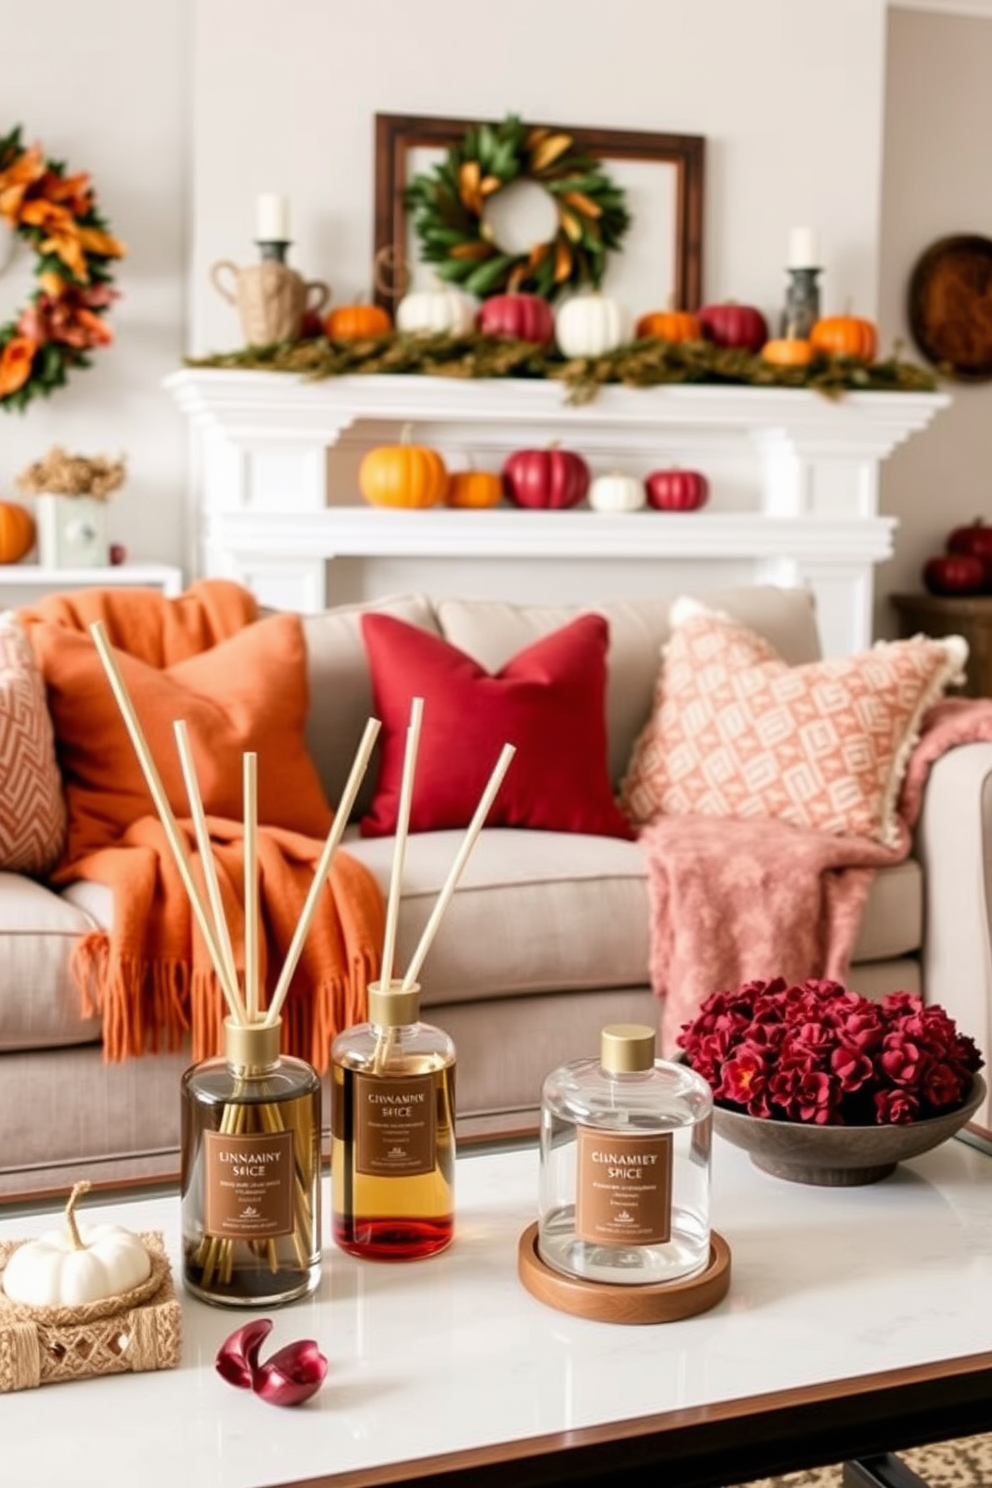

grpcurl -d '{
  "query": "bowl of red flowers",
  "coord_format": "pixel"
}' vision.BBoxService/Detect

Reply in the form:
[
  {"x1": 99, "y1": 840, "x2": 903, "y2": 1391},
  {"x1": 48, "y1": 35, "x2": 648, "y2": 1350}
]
[{"x1": 678, "y1": 977, "x2": 986, "y2": 1186}]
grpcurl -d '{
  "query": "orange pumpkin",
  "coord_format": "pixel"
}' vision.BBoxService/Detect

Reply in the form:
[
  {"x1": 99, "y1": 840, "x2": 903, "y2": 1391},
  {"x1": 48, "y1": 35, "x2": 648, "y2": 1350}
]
[
  {"x1": 634, "y1": 309, "x2": 702, "y2": 343},
  {"x1": 445, "y1": 470, "x2": 503, "y2": 509},
  {"x1": 761, "y1": 337, "x2": 814, "y2": 367},
  {"x1": 324, "y1": 302, "x2": 393, "y2": 340},
  {"x1": 0, "y1": 501, "x2": 36, "y2": 563},
  {"x1": 810, "y1": 314, "x2": 878, "y2": 362},
  {"x1": 358, "y1": 427, "x2": 447, "y2": 509}
]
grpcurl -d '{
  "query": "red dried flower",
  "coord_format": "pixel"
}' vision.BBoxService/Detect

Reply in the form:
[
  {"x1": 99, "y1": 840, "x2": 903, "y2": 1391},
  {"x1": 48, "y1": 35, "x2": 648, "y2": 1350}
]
[{"x1": 678, "y1": 977, "x2": 984, "y2": 1127}]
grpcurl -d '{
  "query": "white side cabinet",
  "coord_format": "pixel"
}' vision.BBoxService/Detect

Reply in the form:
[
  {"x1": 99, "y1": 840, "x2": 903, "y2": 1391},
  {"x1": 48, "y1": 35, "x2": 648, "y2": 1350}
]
[{"x1": 0, "y1": 563, "x2": 185, "y2": 605}]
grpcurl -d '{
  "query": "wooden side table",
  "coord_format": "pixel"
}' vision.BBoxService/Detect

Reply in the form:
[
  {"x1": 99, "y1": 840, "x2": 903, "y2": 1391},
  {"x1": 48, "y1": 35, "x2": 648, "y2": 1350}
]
[{"x1": 890, "y1": 592, "x2": 992, "y2": 698}]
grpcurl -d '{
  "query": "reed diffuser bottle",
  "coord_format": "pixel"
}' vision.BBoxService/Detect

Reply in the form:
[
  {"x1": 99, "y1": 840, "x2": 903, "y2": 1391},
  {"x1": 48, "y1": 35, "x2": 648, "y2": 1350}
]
[
  {"x1": 181, "y1": 1016, "x2": 322, "y2": 1307},
  {"x1": 331, "y1": 980, "x2": 456, "y2": 1261},
  {"x1": 538, "y1": 1023, "x2": 713, "y2": 1286}
]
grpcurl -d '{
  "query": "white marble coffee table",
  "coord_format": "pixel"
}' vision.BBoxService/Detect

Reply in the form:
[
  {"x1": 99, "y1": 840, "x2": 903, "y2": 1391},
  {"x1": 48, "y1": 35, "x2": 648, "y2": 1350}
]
[{"x1": 1, "y1": 1133, "x2": 991, "y2": 1488}]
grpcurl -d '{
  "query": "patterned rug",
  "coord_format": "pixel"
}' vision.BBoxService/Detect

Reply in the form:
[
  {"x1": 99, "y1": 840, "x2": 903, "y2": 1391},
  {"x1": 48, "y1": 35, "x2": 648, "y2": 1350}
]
[{"x1": 733, "y1": 1433, "x2": 992, "y2": 1487}]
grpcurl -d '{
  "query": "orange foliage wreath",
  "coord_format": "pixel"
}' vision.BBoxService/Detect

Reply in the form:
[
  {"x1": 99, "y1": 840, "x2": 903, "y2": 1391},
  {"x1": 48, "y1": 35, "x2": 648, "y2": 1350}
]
[{"x1": 0, "y1": 124, "x2": 125, "y2": 413}]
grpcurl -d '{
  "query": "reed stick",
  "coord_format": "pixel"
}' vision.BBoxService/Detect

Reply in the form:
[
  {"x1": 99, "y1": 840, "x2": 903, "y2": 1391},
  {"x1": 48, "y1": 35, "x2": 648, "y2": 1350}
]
[
  {"x1": 89, "y1": 621, "x2": 247, "y2": 1026},
  {"x1": 243, "y1": 752, "x2": 259, "y2": 1024},
  {"x1": 401, "y1": 743, "x2": 515, "y2": 991},
  {"x1": 264, "y1": 715, "x2": 382, "y2": 1026},
  {"x1": 380, "y1": 696, "x2": 423, "y2": 992},
  {"x1": 173, "y1": 720, "x2": 239, "y2": 1005}
]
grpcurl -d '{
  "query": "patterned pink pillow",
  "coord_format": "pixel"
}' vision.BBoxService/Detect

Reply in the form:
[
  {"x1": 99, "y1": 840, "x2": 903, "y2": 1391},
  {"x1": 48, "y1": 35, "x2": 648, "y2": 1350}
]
[
  {"x1": 0, "y1": 612, "x2": 66, "y2": 875},
  {"x1": 620, "y1": 599, "x2": 968, "y2": 847}
]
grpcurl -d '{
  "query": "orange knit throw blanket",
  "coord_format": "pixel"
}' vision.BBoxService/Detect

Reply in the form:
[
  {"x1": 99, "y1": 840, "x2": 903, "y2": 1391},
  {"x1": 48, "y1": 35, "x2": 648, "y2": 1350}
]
[{"x1": 21, "y1": 581, "x2": 384, "y2": 1072}]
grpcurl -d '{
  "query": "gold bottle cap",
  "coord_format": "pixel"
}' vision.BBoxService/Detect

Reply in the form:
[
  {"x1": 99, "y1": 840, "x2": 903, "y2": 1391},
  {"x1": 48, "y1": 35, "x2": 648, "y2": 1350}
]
[
  {"x1": 600, "y1": 1023, "x2": 657, "y2": 1074},
  {"x1": 368, "y1": 979, "x2": 421, "y2": 1028},
  {"x1": 224, "y1": 1016, "x2": 281, "y2": 1068}
]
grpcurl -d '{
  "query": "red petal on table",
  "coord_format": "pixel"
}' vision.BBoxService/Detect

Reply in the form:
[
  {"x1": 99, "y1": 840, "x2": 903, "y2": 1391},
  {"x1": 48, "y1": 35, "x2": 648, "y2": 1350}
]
[
  {"x1": 254, "y1": 1339, "x2": 329, "y2": 1408},
  {"x1": 215, "y1": 1318, "x2": 274, "y2": 1390}
]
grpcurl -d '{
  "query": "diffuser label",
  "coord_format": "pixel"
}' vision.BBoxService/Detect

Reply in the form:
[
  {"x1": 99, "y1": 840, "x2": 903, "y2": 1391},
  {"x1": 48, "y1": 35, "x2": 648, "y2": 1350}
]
[
  {"x1": 203, "y1": 1129, "x2": 294, "y2": 1238},
  {"x1": 355, "y1": 1072, "x2": 435, "y2": 1176},
  {"x1": 575, "y1": 1128, "x2": 673, "y2": 1245}
]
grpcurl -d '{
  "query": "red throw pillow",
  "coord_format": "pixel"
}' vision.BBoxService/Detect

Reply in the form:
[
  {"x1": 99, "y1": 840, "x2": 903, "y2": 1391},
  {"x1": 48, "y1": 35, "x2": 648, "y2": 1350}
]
[
  {"x1": 31, "y1": 612, "x2": 333, "y2": 863},
  {"x1": 358, "y1": 612, "x2": 633, "y2": 840}
]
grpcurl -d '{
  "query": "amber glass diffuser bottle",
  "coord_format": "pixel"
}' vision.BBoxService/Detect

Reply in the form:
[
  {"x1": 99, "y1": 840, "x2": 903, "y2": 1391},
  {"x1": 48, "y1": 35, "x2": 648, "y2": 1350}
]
[
  {"x1": 331, "y1": 979, "x2": 456, "y2": 1261},
  {"x1": 181, "y1": 1016, "x2": 322, "y2": 1306}
]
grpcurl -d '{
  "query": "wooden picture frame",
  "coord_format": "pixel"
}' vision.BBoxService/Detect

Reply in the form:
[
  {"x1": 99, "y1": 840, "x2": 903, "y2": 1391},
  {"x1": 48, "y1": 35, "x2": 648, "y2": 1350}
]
[{"x1": 372, "y1": 112, "x2": 705, "y2": 313}]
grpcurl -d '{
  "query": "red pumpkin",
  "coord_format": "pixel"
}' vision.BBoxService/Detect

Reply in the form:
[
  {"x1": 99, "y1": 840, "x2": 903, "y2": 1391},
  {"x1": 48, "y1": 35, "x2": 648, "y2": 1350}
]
[
  {"x1": 476, "y1": 294, "x2": 555, "y2": 346},
  {"x1": 922, "y1": 554, "x2": 985, "y2": 597},
  {"x1": 698, "y1": 301, "x2": 769, "y2": 354},
  {"x1": 645, "y1": 468, "x2": 710, "y2": 512},
  {"x1": 947, "y1": 517, "x2": 992, "y2": 588},
  {"x1": 501, "y1": 447, "x2": 590, "y2": 510}
]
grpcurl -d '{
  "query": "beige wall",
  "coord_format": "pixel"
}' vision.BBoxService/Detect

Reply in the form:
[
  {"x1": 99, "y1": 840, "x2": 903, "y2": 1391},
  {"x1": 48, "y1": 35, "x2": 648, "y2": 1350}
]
[
  {"x1": 3, "y1": 0, "x2": 987, "y2": 635},
  {"x1": 877, "y1": 3, "x2": 992, "y2": 636},
  {"x1": 0, "y1": 0, "x2": 190, "y2": 571}
]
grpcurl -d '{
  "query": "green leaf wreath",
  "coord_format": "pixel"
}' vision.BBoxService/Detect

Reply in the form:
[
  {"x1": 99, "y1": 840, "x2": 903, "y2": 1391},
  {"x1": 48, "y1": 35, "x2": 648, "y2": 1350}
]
[{"x1": 403, "y1": 114, "x2": 631, "y2": 302}]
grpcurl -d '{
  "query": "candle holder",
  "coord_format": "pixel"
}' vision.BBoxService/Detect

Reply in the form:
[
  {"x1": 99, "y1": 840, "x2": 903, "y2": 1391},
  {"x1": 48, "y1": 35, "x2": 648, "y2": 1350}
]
[
  {"x1": 780, "y1": 266, "x2": 821, "y2": 340},
  {"x1": 255, "y1": 238, "x2": 291, "y2": 264},
  {"x1": 210, "y1": 239, "x2": 330, "y2": 346}
]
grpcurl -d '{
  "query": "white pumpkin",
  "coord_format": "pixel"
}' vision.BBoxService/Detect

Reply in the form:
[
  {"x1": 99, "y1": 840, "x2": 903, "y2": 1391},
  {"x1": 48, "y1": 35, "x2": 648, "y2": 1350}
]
[
  {"x1": 589, "y1": 470, "x2": 646, "y2": 513},
  {"x1": 2, "y1": 1180, "x2": 151, "y2": 1307},
  {"x1": 396, "y1": 283, "x2": 477, "y2": 337},
  {"x1": 554, "y1": 291, "x2": 630, "y2": 358}
]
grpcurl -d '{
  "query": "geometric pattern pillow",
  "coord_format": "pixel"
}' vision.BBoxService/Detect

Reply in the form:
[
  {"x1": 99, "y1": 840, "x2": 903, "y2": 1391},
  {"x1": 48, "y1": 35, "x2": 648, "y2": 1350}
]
[
  {"x1": 0, "y1": 611, "x2": 67, "y2": 876},
  {"x1": 619, "y1": 598, "x2": 969, "y2": 848}
]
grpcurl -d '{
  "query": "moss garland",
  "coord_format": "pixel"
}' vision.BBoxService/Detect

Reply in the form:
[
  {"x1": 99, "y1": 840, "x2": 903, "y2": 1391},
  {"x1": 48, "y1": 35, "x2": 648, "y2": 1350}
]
[{"x1": 185, "y1": 332, "x2": 939, "y2": 406}]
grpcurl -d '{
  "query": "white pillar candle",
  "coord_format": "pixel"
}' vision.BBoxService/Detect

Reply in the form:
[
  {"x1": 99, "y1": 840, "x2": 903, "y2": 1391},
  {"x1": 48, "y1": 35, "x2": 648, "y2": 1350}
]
[
  {"x1": 787, "y1": 227, "x2": 820, "y2": 268},
  {"x1": 256, "y1": 193, "x2": 291, "y2": 241}
]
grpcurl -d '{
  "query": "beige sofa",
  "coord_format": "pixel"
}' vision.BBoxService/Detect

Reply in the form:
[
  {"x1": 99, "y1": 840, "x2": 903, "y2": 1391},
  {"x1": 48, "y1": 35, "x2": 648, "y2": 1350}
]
[{"x1": 2, "y1": 583, "x2": 989, "y2": 1197}]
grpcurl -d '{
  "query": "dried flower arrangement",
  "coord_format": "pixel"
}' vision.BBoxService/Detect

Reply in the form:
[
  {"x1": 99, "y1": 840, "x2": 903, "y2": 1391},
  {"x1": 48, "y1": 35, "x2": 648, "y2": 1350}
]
[
  {"x1": 15, "y1": 445, "x2": 125, "y2": 501},
  {"x1": 678, "y1": 977, "x2": 984, "y2": 1126}
]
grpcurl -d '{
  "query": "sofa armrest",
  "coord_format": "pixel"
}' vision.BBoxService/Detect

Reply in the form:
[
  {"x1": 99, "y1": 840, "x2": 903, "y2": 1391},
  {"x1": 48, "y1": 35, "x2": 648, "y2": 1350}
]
[{"x1": 916, "y1": 741, "x2": 992, "y2": 1143}]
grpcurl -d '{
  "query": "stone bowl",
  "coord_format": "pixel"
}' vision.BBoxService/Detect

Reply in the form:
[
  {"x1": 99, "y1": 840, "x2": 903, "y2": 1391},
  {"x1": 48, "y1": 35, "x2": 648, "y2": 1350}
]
[{"x1": 711, "y1": 1072, "x2": 986, "y2": 1186}]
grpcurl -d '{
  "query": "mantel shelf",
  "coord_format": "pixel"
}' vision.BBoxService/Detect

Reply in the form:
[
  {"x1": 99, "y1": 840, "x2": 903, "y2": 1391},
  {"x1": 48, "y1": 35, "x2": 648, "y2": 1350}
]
[{"x1": 215, "y1": 506, "x2": 896, "y2": 564}]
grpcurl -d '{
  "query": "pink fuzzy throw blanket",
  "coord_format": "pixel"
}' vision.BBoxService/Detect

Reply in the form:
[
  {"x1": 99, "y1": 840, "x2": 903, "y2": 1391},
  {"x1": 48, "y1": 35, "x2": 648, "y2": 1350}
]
[{"x1": 641, "y1": 698, "x2": 992, "y2": 1055}]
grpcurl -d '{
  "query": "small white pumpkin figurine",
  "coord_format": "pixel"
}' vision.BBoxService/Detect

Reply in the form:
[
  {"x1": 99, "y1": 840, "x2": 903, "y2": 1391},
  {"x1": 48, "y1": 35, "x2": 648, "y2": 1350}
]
[
  {"x1": 2, "y1": 1180, "x2": 151, "y2": 1307},
  {"x1": 589, "y1": 469, "x2": 646, "y2": 513},
  {"x1": 554, "y1": 290, "x2": 630, "y2": 359},
  {"x1": 396, "y1": 279, "x2": 477, "y2": 337}
]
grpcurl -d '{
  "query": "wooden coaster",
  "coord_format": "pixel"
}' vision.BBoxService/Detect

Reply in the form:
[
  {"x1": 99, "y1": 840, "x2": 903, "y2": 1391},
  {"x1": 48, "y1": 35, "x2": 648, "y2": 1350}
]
[{"x1": 517, "y1": 1222, "x2": 731, "y2": 1325}]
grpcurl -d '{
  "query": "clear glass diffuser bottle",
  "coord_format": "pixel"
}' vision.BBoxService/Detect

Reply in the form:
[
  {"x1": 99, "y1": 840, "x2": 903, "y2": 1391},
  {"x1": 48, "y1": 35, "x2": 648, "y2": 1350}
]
[
  {"x1": 181, "y1": 1017, "x2": 322, "y2": 1307},
  {"x1": 331, "y1": 980, "x2": 456, "y2": 1261},
  {"x1": 538, "y1": 1023, "x2": 713, "y2": 1286}
]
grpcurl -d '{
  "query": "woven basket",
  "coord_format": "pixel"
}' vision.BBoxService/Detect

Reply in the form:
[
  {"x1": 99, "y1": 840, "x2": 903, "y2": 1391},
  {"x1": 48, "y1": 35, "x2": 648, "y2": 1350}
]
[{"x1": 0, "y1": 1230, "x2": 181, "y2": 1391}]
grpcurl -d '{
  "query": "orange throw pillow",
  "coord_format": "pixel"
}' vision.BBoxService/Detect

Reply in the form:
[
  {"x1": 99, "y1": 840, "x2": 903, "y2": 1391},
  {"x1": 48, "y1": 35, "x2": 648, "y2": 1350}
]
[
  {"x1": 620, "y1": 599, "x2": 968, "y2": 848},
  {"x1": 30, "y1": 612, "x2": 333, "y2": 863}
]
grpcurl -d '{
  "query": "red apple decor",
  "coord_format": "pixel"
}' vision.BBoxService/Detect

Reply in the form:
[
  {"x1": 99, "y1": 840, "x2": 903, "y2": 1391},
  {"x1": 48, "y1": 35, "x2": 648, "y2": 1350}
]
[
  {"x1": 501, "y1": 446, "x2": 591, "y2": 509},
  {"x1": 922, "y1": 553, "x2": 985, "y2": 597},
  {"x1": 476, "y1": 293, "x2": 556, "y2": 347},
  {"x1": 645, "y1": 467, "x2": 710, "y2": 512},
  {"x1": 947, "y1": 517, "x2": 992, "y2": 589},
  {"x1": 698, "y1": 301, "x2": 769, "y2": 354}
]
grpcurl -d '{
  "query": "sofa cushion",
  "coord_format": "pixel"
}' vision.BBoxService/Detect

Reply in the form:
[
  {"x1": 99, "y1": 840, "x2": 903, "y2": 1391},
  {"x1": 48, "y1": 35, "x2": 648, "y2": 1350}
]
[
  {"x1": 0, "y1": 612, "x2": 67, "y2": 877},
  {"x1": 436, "y1": 585, "x2": 822, "y2": 790},
  {"x1": 344, "y1": 828, "x2": 652, "y2": 1002},
  {"x1": 0, "y1": 873, "x2": 102, "y2": 1050},
  {"x1": 300, "y1": 593, "x2": 439, "y2": 818},
  {"x1": 30, "y1": 611, "x2": 332, "y2": 861},
  {"x1": 358, "y1": 612, "x2": 633, "y2": 840},
  {"x1": 620, "y1": 600, "x2": 968, "y2": 847}
]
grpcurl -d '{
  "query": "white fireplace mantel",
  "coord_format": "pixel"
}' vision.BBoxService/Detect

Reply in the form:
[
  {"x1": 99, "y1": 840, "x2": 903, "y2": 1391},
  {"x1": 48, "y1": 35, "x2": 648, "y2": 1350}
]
[{"x1": 164, "y1": 368, "x2": 949, "y2": 655}]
